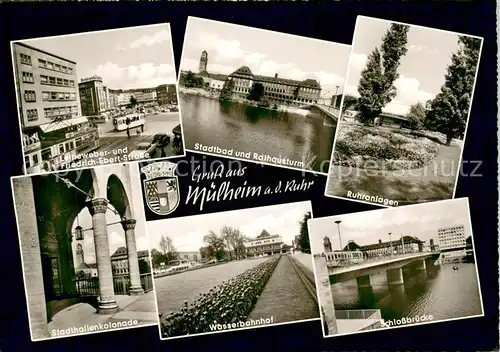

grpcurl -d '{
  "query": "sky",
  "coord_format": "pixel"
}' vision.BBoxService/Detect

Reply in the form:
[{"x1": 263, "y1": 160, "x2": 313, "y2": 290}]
[
  {"x1": 344, "y1": 16, "x2": 481, "y2": 115},
  {"x1": 70, "y1": 165, "x2": 149, "y2": 264},
  {"x1": 147, "y1": 201, "x2": 312, "y2": 252},
  {"x1": 18, "y1": 23, "x2": 176, "y2": 89},
  {"x1": 308, "y1": 198, "x2": 472, "y2": 254},
  {"x1": 180, "y1": 17, "x2": 350, "y2": 99}
]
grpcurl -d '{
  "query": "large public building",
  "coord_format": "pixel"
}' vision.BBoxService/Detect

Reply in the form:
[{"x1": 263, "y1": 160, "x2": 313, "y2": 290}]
[
  {"x1": 244, "y1": 229, "x2": 287, "y2": 258},
  {"x1": 192, "y1": 50, "x2": 322, "y2": 107},
  {"x1": 437, "y1": 225, "x2": 467, "y2": 251}
]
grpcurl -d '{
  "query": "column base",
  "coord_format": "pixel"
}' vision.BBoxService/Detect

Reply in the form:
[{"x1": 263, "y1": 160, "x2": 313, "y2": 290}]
[
  {"x1": 128, "y1": 286, "x2": 144, "y2": 296},
  {"x1": 98, "y1": 300, "x2": 119, "y2": 315}
]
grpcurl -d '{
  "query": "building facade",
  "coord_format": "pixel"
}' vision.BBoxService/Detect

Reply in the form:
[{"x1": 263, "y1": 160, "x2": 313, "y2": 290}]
[
  {"x1": 156, "y1": 84, "x2": 177, "y2": 105},
  {"x1": 437, "y1": 225, "x2": 466, "y2": 251},
  {"x1": 111, "y1": 246, "x2": 150, "y2": 276},
  {"x1": 78, "y1": 75, "x2": 108, "y2": 116},
  {"x1": 244, "y1": 229, "x2": 286, "y2": 258},
  {"x1": 228, "y1": 66, "x2": 321, "y2": 106},
  {"x1": 12, "y1": 42, "x2": 81, "y2": 128}
]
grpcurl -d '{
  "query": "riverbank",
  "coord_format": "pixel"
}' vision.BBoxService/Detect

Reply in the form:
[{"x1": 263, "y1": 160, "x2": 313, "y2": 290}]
[{"x1": 179, "y1": 86, "x2": 310, "y2": 116}]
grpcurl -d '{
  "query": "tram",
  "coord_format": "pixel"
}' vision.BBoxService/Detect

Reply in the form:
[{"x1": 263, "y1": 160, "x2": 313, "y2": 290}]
[{"x1": 113, "y1": 113, "x2": 146, "y2": 132}]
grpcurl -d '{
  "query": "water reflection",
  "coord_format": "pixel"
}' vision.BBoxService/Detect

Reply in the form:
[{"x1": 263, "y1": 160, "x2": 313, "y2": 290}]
[
  {"x1": 332, "y1": 263, "x2": 482, "y2": 322},
  {"x1": 181, "y1": 93, "x2": 336, "y2": 172}
]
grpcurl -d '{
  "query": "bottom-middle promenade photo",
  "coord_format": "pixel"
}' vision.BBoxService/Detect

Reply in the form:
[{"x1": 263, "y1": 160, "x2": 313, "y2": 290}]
[{"x1": 146, "y1": 201, "x2": 319, "y2": 339}]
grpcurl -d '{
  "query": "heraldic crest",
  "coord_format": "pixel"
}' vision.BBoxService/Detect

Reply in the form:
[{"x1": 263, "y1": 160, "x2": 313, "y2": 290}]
[{"x1": 141, "y1": 161, "x2": 180, "y2": 216}]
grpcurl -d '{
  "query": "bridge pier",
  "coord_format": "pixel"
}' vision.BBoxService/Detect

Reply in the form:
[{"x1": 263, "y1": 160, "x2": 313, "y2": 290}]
[
  {"x1": 356, "y1": 275, "x2": 372, "y2": 289},
  {"x1": 314, "y1": 257, "x2": 338, "y2": 336},
  {"x1": 386, "y1": 267, "x2": 404, "y2": 286},
  {"x1": 414, "y1": 259, "x2": 427, "y2": 271}
]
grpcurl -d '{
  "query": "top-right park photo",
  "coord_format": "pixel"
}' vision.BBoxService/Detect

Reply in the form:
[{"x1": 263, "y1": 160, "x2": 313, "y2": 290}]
[{"x1": 325, "y1": 16, "x2": 483, "y2": 207}]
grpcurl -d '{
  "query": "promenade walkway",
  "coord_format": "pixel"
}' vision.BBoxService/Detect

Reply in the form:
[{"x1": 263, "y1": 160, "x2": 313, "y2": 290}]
[{"x1": 247, "y1": 255, "x2": 319, "y2": 324}]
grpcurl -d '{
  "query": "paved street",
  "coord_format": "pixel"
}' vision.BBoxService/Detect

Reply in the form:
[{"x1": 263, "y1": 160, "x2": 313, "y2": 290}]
[{"x1": 65, "y1": 112, "x2": 182, "y2": 169}]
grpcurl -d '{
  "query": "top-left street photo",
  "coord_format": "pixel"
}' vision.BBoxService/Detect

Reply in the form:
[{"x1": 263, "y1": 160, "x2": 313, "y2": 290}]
[{"x1": 11, "y1": 23, "x2": 185, "y2": 175}]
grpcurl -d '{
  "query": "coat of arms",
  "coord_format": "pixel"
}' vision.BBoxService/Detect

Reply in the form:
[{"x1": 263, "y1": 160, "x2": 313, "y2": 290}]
[{"x1": 141, "y1": 161, "x2": 180, "y2": 215}]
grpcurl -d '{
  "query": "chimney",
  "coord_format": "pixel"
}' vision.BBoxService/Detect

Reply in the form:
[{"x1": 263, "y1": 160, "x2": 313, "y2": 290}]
[
  {"x1": 378, "y1": 239, "x2": 382, "y2": 244},
  {"x1": 274, "y1": 73, "x2": 278, "y2": 78}
]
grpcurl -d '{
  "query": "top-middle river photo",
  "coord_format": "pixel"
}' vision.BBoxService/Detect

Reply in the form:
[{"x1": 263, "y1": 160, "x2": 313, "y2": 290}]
[{"x1": 178, "y1": 17, "x2": 350, "y2": 174}]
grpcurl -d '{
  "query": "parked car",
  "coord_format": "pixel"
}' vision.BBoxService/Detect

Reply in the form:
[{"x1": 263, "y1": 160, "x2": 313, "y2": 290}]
[{"x1": 128, "y1": 141, "x2": 156, "y2": 160}]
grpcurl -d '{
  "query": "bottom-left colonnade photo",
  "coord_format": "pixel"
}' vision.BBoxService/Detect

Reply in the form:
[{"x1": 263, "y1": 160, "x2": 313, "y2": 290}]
[{"x1": 11, "y1": 163, "x2": 158, "y2": 341}]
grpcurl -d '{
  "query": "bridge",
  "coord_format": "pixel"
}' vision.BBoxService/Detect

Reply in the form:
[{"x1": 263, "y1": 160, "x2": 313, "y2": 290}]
[
  {"x1": 301, "y1": 104, "x2": 340, "y2": 123},
  {"x1": 326, "y1": 251, "x2": 440, "y2": 288}
]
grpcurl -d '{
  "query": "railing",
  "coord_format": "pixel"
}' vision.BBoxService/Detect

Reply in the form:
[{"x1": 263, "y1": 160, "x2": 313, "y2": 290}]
[
  {"x1": 74, "y1": 278, "x2": 100, "y2": 296},
  {"x1": 114, "y1": 273, "x2": 154, "y2": 294},
  {"x1": 335, "y1": 309, "x2": 381, "y2": 320},
  {"x1": 141, "y1": 273, "x2": 154, "y2": 292}
]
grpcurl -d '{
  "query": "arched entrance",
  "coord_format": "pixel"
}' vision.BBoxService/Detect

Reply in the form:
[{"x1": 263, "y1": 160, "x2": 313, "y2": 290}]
[{"x1": 12, "y1": 165, "x2": 145, "y2": 340}]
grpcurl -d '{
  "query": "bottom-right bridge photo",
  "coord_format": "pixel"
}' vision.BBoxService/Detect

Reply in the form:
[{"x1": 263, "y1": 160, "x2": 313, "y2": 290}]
[{"x1": 307, "y1": 197, "x2": 484, "y2": 338}]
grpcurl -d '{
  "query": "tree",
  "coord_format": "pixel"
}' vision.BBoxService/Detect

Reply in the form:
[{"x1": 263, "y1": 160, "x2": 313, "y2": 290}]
[
  {"x1": 75, "y1": 270, "x2": 91, "y2": 280},
  {"x1": 247, "y1": 82, "x2": 265, "y2": 101},
  {"x1": 219, "y1": 78, "x2": 235, "y2": 102},
  {"x1": 150, "y1": 248, "x2": 168, "y2": 268},
  {"x1": 203, "y1": 231, "x2": 227, "y2": 261},
  {"x1": 341, "y1": 94, "x2": 358, "y2": 118},
  {"x1": 406, "y1": 102, "x2": 426, "y2": 131},
  {"x1": 182, "y1": 71, "x2": 206, "y2": 88},
  {"x1": 424, "y1": 36, "x2": 481, "y2": 145},
  {"x1": 129, "y1": 96, "x2": 137, "y2": 107},
  {"x1": 357, "y1": 24, "x2": 410, "y2": 124},
  {"x1": 138, "y1": 259, "x2": 150, "y2": 274},
  {"x1": 298, "y1": 211, "x2": 312, "y2": 254},
  {"x1": 159, "y1": 235, "x2": 177, "y2": 264}
]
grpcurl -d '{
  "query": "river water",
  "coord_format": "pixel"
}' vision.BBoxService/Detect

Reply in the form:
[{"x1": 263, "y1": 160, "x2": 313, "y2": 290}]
[
  {"x1": 179, "y1": 93, "x2": 336, "y2": 173},
  {"x1": 331, "y1": 263, "x2": 482, "y2": 322}
]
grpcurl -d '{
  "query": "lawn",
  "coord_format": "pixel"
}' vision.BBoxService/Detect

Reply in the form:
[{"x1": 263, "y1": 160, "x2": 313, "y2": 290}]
[{"x1": 333, "y1": 123, "x2": 441, "y2": 171}]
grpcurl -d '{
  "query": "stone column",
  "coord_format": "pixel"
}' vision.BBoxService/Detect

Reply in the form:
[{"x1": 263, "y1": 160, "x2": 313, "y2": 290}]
[
  {"x1": 314, "y1": 256, "x2": 338, "y2": 336},
  {"x1": 356, "y1": 274, "x2": 372, "y2": 289},
  {"x1": 386, "y1": 267, "x2": 404, "y2": 286},
  {"x1": 87, "y1": 198, "x2": 118, "y2": 314},
  {"x1": 121, "y1": 219, "x2": 144, "y2": 295},
  {"x1": 13, "y1": 178, "x2": 50, "y2": 340}
]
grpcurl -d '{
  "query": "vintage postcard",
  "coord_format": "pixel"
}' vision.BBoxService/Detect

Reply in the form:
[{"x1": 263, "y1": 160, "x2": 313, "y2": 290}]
[
  {"x1": 307, "y1": 198, "x2": 483, "y2": 338},
  {"x1": 178, "y1": 17, "x2": 350, "y2": 175},
  {"x1": 325, "y1": 16, "x2": 483, "y2": 206},
  {"x1": 11, "y1": 163, "x2": 157, "y2": 341},
  {"x1": 146, "y1": 201, "x2": 319, "y2": 340},
  {"x1": 11, "y1": 23, "x2": 185, "y2": 175}
]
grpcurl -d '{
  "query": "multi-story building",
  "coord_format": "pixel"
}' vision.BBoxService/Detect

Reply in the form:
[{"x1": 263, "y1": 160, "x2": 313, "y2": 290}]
[
  {"x1": 11, "y1": 42, "x2": 99, "y2": 173},
  {"x1": 111, "y1": 246, "x2": 150, "y2": 276},
  {"x1": 244, "y1": 229, "x2": 286, "y2": 258},
  {"x1": 156, "y1": 84, "x2": 177, "y2": 105},
  {"x1": 329, "y1": 235, "x2": 425, "y2": 258},
  {"x1": 176, "y1": 251, "x2": 200, "y2": 262},
  {"x1": 437, "y1": 225, "x2": 466, "y2": 251},
  {"x1": 78, "y1": 75, "x2": 108, "y2": 116},
  {"x1": 131, "y1": 87, "x2": 157, "y2": 104}
]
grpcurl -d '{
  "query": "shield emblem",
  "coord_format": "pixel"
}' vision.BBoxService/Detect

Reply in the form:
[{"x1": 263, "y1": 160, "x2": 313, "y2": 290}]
[{"x1": 144, "y1": 176, "x2": 180, "y2": 216}]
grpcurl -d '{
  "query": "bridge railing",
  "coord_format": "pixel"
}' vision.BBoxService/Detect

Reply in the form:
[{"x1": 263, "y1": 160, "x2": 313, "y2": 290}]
[{"x1": 335, "y1": 309, "x2": 382, "y2": 320}]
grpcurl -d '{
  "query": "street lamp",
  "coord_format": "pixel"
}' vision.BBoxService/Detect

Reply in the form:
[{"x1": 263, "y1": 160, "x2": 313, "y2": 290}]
[
  {"x1": 388, "y1": 232, "x2": 393, "y2": 257},
  {"x1": 335, "y1": 220, "x2": 343, "y2": 250}
]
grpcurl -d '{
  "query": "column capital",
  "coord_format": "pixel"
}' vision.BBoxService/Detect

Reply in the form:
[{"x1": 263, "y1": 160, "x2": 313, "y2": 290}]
[
  {"x1": 87, "y1": 198, "x2": 109, "y2": 216},
  {"x1": 121, "y1": 218, "x2": 137, "y2": 230}
]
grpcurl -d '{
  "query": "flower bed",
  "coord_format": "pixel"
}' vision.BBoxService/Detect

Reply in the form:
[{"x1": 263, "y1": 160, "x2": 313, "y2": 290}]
[
  {"x1": 333, "y1": 124, "x2": 439, "y2": 170},
  {"x1": 160, "y1": 256, "x2": 281, "y2": 337}
]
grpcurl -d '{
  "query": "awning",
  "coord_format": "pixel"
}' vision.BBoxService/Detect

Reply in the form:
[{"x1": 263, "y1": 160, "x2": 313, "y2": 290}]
[
  {"x1": 172, "y1": 124, "x2": 182, "y2": 135},
  {"x1": 39, "y1": 116, "x2": 90, "y2": 133}
]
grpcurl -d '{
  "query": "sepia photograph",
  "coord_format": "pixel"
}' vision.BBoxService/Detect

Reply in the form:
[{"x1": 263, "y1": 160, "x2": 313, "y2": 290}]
[
  {"x1": 11, "y1": 164, "x2": 157, "y2": 341},
  {"x1": 147, "y1": 201, "x2": 319, "y2": 340},
  {"x1": 308, "y1": 198, "x2": 483, "y2": 338},
  {"x1": 325, "y1": 16, "x2": 483, "y2": 206},
  {"x1": 12, "y1": 23, "x2": 184, "y2": 175},
  {"x1": 178, "y1": 17, "x2": 350, "y2": 174}
]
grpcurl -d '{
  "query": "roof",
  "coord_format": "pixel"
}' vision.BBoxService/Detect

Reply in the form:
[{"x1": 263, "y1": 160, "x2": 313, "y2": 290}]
[
  {"x1": 231, "y1": 66, "x2": 254, "y2": 77},
  {"x1": 357, "y1": 236, "x2": 424, "y2": 251},
  {"x1": 76, "y1": 262, "x2": 97, "y2": 270},
  {"x1": 227, "y1": 66, "x2": 321, "y2": 89},
  {"x1": 257, "y1": 229, "x2": 272, "y2": 238},
  {"x1": 379, "y1": 111, "x2": 409, "y2": 122},
  {"x1": 111, "y1": 246, "x2": 128, "y2": 257},
  {"x1": 38, "y1": 116, "x2": 89, "y2": 134},
  {"x1": 12, "y1": 41, "x2": 77, "y2": 64}
]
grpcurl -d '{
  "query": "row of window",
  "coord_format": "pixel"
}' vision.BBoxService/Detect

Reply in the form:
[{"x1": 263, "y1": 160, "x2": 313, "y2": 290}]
[
  {"x1": 44, "y1": 105, "x2": 79, "y2": 117},
  {"x1": 38, "y1": 58, "x2": 74, "y2": 75},
  {"x1": 42, "y1": 91, "x2": 77, "y2": 101},
  {"x1": 25, "y1": 153, "x2": 40, "y2": 168},
  {"x1": 22, "y1": 72, "x2": 34, "y2": 83},
  {"x1": 41, "y1": 75, "x2": 75, "y2": 87},
  {"x1": 20, "y1": 53, "x2": 31, "y2": 65}
]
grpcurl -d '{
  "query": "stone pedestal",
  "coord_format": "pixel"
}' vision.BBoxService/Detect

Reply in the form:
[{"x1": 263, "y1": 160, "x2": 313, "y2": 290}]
[
  {"x1": 13, "y1": 178, "x2": 51, "y2": 340},
  {"x1": 121, "y1": 219, "x2": 144, "y2": 296},
  {"x1": 87, "y1": 198, "x2": 118, "y2": 314},
  {"x1": 386, "y1": 267, "x2": 404, "y2": 286},
  {"x1": 356, "y1": 274, "x2": 372, "y2": 289},
  {"x1": 314, "y1": 256, "x2": 338, "y2": 336}
]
